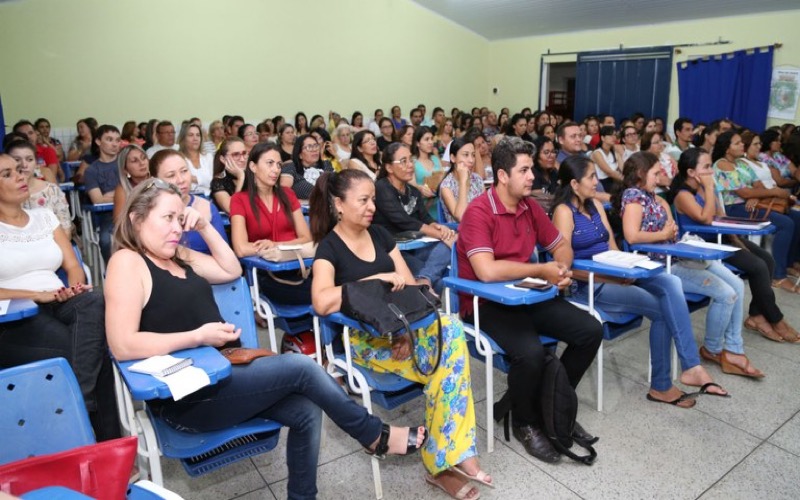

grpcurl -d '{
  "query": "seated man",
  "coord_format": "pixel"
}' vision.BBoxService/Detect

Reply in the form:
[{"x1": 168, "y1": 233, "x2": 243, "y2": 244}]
[
  {"x1": 12, "y1": 120, "x2": 60, "y2": 182},
  {"x1": 457, "y1": 136, "x2": 602, "y2": 463},
  {"x1": 84, "y1": 124, "x2": 121, "y2": 262}
]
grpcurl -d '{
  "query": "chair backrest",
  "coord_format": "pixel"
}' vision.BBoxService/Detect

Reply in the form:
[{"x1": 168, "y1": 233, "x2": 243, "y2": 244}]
[
  {"x1": 212, "y1": 277, "x2": 258, "y2": 348},
  {"x1": 437, "y1": 197, "x2": 448, "y2": 224},
  {"x1": 0, "y1": 358, "x2": 95, "y2": 465},
  {"x1": 56, "y1": 244, "x2": 93, "y2": 287}
]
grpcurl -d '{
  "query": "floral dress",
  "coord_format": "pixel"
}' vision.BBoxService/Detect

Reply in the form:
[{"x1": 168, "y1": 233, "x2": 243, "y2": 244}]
[
  {"x1": 439, "y1": 172, "x2": 484, "y2": 223},
  {"x1": 759, "y1": 151, "x2": 793, "y2": 180},
  {"x1": 620, "y1": 187, "x2": 670, "y2": 260},
  {"x1": 713, "y1": 159, "x2": 757, "y2": 206}
]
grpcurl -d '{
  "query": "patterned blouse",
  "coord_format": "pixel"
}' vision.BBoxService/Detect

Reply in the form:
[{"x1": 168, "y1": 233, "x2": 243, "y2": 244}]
[
  {"x1": 759, "y1": 151, "x2": 793, "y2": 179},
  {"x1": 23, "y1": 182, "x2": 73, "y2": 235},
  {"x1": 620, "y1": 187, "x2": 667, "y2": 234},
  {"x1": 713, "y1": 159, "x2": 756, "y2": 206},
  {"x1": 439, "y1": 172, "x2": 484, "y2": 223}
]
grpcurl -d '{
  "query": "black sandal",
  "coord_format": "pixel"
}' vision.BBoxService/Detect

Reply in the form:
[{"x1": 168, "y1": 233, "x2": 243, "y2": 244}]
[
  {"x1": 646, "y1": 391, "x2": 697, "y2": 408},
  {"x1": 366, "y1": 423, "x2": 428, "y2": 460},
  {"x1": 690, "y1": 382, "x2": 731, "y2": 398}
]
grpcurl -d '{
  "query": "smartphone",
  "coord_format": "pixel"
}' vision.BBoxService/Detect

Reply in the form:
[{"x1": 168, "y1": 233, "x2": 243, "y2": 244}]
[{"x1": 514, "y1": 277, "x2": 553, "y2": 290}]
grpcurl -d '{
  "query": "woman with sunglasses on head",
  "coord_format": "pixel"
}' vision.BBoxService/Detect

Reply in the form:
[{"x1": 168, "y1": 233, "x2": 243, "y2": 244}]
[
  {"x1": 671, "y1": 147, "x2": 799, "y2": 343},
  {"x1": 280, "y1": 134, "x2": 334, "y2": 201},
  {"x1": 0, "y1": 153, "x2": 119, "y2": 441},
  {"x1": 150, "y1": 150, "x2": 227, "y2": 254},
  {"x1": 310, "y1": 169, "x2": 487, "y2": 500},
  {"x1": 373, "y1": 143, "x2": 455, "y2": 295},
  {"x1": 105, "y1": 177, "x2": 426, "y2": 500},
  {"x1": 210, "y1": 138, "x2": 247, "y2": 213}
]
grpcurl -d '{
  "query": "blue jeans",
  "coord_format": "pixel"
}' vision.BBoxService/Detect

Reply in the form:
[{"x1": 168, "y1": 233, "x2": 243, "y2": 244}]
[
  {"x1": 403, "y1": 242, "x2": 451, "y2": 294},
  {"x1": 572, "y1": 273, "x2": 700, "y2": 391},
  {"x1": 96, "y1": 212, "x2": 114, "y2": 264},
  {"x1": 726, "y1": 203, "x2": 800, "y2": 279},
  {"x1": 155, "y1": 354, "x2": 382, "y2": 500},
  {"x1": 673, "y1": 261, "x2": 745, "y2": 355}
]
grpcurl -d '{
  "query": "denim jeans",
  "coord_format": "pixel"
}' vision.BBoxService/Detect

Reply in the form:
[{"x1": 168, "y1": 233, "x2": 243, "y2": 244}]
[
  {"x1": 97, "y1": 211, "x2": 114, "y2": 264},
  {"x1": 672, "y1": 261, "x2": 745, "y2": 355},
  {"x1": 154, "y1": 353, "x2": 383, "y2": 500},
  {"x1": 726, "y1": 203, "x2": 800, "y2": 279},
  {"x1": 403, "y1": 241, "x2": 451, "y2": 294},
  {"x1": 572, "y1": 273, "x2": 700, "y2": 391}
]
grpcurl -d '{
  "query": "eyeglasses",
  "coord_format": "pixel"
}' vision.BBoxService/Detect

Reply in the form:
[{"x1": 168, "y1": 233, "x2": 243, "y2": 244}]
[
  {"x1": 541, "y1": 150, "x2": 556, "y2": 156},
  {"x1": 303, "y1": 144, "x2": 321, "y2": 152},
  {"x1": 227, "y1": 151, "x2": 248, "y2": 159},
  {"x1": 625, "y1": 132, "x2": 640, "y2": 138},
  {"x1": 144, "y1": 177, "x2": 181, "y2": 195},
  {"x1": 391, "y1": 157, "x2": 413, "y2": 165},
  {"x1": 361, "y1": 138, "x2": 377, "y2": 145}
]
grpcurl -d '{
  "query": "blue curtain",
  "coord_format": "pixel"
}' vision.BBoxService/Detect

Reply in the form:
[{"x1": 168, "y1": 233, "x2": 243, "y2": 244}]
[
  {"x1": 677, "y1": 47, "x2": 773, "y2": 131},
  {"x1": 0, "y1": 94, "x2": 5, "y2": 152},
  {"x1": 574, "y1": 47, "x2": 673, "y2": 123}
]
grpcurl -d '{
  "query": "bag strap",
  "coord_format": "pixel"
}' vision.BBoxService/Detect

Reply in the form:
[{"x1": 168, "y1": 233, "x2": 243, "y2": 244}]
[
  {"x1": 751, "y1": 198, "x2": 774, "y2": 220},
  {"x1": 550, "y1": 436, "x2": 598, "y2": 465},
  {"x1": 267, "y1": 250, "x2": 309, "y2": 285}
]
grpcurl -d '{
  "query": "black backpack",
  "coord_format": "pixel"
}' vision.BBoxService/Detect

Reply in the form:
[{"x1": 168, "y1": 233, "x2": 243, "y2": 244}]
[{"x1": 495, "y1": 350, "x2": 597, "y2": 465}]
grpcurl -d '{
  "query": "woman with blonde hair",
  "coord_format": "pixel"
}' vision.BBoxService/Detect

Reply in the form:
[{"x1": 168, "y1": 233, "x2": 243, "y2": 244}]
[
  {"x1": 179, "y1": 123, "x2": 214, "y2": 196},
  {"x1": 112, "y1": 144, "x2": 150, "y2": 221}
]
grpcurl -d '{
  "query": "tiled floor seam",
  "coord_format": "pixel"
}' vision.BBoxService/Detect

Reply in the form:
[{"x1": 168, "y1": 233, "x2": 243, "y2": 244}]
[{"x1": 692, "y1": 441, "x2": 775, "y2": 500}]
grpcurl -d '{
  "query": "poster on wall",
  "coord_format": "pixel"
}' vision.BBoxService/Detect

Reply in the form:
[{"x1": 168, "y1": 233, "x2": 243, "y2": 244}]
[{"x1": 768, "y1": 67, "x2": 800, "y2": 120}]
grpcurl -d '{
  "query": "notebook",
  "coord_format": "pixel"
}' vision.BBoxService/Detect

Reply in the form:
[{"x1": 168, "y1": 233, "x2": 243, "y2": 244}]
[
  {"x1": 128, "y1": 355, "x2": 193, "y2": 377},
  {"x1": 592, "y1": 250, "x2": 651, "y2": 269}
]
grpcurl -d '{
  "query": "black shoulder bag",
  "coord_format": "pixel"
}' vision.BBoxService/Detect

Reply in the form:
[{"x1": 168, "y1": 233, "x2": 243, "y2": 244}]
[{"x1": 341, "y1": 280, "x2": 442, "y2": 376}]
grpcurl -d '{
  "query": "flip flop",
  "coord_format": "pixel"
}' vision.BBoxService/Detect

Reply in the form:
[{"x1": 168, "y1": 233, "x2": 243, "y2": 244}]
[
  {"x1": 425, "y1": 473, "x2": 481, "y2": 500},
  {"x1": 720, "y1": 351, "x2": 765, "y2": 379},
  {"x1": 772, "y1": 278, "x2": 800, "y2": 294},
  {"x1": 452, "y1": 464, "x2": 495, "y2": 488},
  {"x1": 689, "y1": 382, "x2": 731, "y2": 398},
  {"x1": 646, "y1": 391, "x2": 697, "y2": 408},
  {"x1": 743, "y1": 318, "x2": 784, "y2": 343}
]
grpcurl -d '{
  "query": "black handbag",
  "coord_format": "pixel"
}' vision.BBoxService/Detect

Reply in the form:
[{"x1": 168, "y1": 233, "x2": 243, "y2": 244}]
[{"x1": 341, "y1": 280, "x2": 442, "y2": 376}]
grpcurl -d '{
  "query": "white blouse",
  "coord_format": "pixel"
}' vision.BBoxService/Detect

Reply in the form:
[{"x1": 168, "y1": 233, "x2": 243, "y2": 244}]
[{"x1": 0, "y1": 209, "x2": 64, "y2": 291}]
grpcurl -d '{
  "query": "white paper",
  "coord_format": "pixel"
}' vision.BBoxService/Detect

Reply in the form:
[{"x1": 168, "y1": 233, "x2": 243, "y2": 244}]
[
  {"x1": 635, "y1": 260, "x2": 663, "y2": 270},
  {"x1": 0, "y1": 300, "x2": 9, "y2": 316},
  {"x1": 769, "y1": 67, "x2": 800, "y2": 120},
  {"x1": 154, "y1": 366, "x2": 210, "y2": 401},
  {"x1": 277, "y1": 244, "x2": 302, "y2": 250},
  {"x1": 129, "y1": 355, "x2": 191, "y2": 376},
  {"x1": 680, "y1": 240, "x2": 740, "y2": 252},
  {"x1": 592, "y1": 250, "x2": 649, "y2": 269},
  {"x1": 418, "y1": 237, "x2": 440, "y2": 243},
  {"x1": 518, "y1": 277, "x2": 550, "y2": 286}
]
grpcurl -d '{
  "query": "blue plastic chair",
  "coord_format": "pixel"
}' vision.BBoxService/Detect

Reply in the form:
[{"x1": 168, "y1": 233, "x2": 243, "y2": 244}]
[
  {"x1": 56, "y1": 244, "x2": 93, "y2": 287},
  {"x1": 435, "y1": 197, "x2": 459, "y2": 230},
  {"x1": 113, "y1": 277, "x2": 282, "y2": 486},
  {"x1": 443, "y1": 245, "x2": 560, "y2": 452},
  {"x1": 0, "y1": 358, "x2": 178, "y2": 499}
]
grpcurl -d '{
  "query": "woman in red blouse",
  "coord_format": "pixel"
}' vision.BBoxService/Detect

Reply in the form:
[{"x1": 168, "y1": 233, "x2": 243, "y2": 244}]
[{"x1": 230, "y1": 143, "x2": 312, "y2": 304}]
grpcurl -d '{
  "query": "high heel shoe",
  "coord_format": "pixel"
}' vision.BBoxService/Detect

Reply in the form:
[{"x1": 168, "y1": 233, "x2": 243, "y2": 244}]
[
  {"x1": 720, "y1": 351, "x2": 765, "y2": 379},
  {"x1": 365, "y1": 424, "x2": 428, "y2": 459}
]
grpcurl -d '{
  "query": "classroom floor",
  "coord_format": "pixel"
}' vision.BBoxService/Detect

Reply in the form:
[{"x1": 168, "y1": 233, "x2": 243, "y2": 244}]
[{"x1": 157, "y1": 286, "x2": 800, "y2": 499}]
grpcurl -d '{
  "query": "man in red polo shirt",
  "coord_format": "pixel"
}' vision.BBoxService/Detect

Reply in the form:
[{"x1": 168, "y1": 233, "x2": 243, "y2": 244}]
[
  {"x1": 457, "y1": 136, "x2": 602, "y2": 464},
  {"x1": 13, "y1": 120, "x2": 61, "y2": 182}
]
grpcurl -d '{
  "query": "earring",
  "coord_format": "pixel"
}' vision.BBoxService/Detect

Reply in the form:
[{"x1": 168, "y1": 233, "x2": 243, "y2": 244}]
[{"x1": 337, "y1": 211, "x2": 343, "y2": 221}]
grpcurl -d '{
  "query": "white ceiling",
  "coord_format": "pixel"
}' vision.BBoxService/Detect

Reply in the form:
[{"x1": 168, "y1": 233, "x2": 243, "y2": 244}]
[{"x1": 410, "y1": 0, "x2": 800, "y2": 40}]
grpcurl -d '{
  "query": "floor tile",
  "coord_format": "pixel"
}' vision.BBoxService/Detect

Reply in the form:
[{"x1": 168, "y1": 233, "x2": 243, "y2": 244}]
[
  {"x1": 160, "y1": 456, "x2": 266, "y2": 500},
  {"x1": 767, "y1": 410, "x2": 800, "y2": 457},
  {"x1": 699, "y1": 443, "x2": 800, "y2": 500}
]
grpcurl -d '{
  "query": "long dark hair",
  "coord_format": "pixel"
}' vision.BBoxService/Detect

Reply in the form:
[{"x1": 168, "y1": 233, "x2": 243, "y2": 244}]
[
  {"x1": 411, "y1": 126, "x2": 433, "y2": 157},
  {"x1": 665, "y1": 147, "x2": 709, "y2": 204},
  {"x1": 711, "y1": 130, "x2": 737, "y2": 163},
  {"x1": 243, "y1": 143, "x2": 294, "y2": 229},
  {"x1": 294, "y1": 112, "x2": 309, "y2": 134},
  {"x1": 212, "y1": 137, "x2": 244, "y2": 177},
  {"x1": 552, "y1": 155, "x2": 597, "y2": 215},
  {"x1": 308, "y1": 170, "x2": 372, "y2": 243},
  {"x1": 291, "y1": 134, "x2": 324, "y2": 177},
  {"x1": 350, "y1": 130, "x2": 381, "y2": 173},
  {"x1": 611, "y1": 151, "x2": 660, "y2": 213}
]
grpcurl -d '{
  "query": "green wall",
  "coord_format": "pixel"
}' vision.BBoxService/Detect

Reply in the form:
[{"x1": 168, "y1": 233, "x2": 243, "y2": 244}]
[
  {"x1": 0, "y1": 0, "x2": 488, "y2": 127},
  {"x1": 2, "y1": 1, "x2": 799, "y2": 129},
  {"x1": 487, "y1": 9, "x2": 800, "y2": 127}
]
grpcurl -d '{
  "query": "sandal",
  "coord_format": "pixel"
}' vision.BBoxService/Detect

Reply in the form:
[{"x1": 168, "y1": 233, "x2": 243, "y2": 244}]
[
  {"x1": 773, "y1": 321, "x2": 800, "y2": 343},
  {"x1": 720, "y1": 351, "x2": 765, "y2": 379},
  {"x1": 772, "y1": 278, "x2": 800, "y2": 294},
  {"x1": 646, "y1": 391, "x2": 697, "y2": 409},
  {"x1": 743, "y1": 318, "x2": 784, "y2": 343},
  {"x1": 453, "y1": 464, "x2": 495, "y2": 488},
  {"x1": 425, "y1": 472, "x2": 481, "y2": 500},
  {"x1": 366, "y1": 424, "x2": 427, "y2": 460},
  {"x1": 699, "y1": 346, "x2": 721, "y2": 365},
  {"x1": 687, "y1": 382, "x2": 731, "y2": 398}
]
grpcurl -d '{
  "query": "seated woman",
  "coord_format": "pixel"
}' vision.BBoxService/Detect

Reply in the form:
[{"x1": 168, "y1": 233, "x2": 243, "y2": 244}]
[
  {"x1": 591, "y1": 125, "x2": 623, "y2": 192},
  {"x1": 113, "y1": 144, "x2": 150, "y2": 221},
  {"x1": 7, "y1": 140, "x2": 73, "y2": 238},
  {"x1": 395, "y1": 125, "x2": 414, "y2": 148},
  {"x1": 277, "y1": 124, "x2": 296, "y2": 163},
  {"x1": 553, "y1": 155, "x2": 727, "y2": 407},
  {"x1": 237, "y1": 123, "x2": 259, "y2": 156},
  {"x1": 439, "y1": 138, "x2": 483, "y2": 223},
  {"x1": 280, "y1": 134, "x2": 334, "y2": 200},
  {"x1": 373, "y1": 143, "x2": 456, "y2": 295},
  {"x1": 232, "y1": 143, "x2": 313, "y2": 304},
  {"x1": 0, "y1": 153, "x2": 118, "y2": 441},
  {"x1": 105, "y1": 178, "x2": 425, "y2": 500},
  {"x1": 347, "y1": 130, "x2": 381, "y2": 180},
  {"x1": 618, "y1": 152, "x2": 761, "y2": 383},
  {"x1": 310, "y1": 169, "x2": 488, "y2": 500},
  {"x1": 671, "y1": 148, "x2": 799, "y2": 343},
  {"x1": 333, "y1": 124, "x2": 352, "y2": 167},
  {"x1": 759, "y1": 129, "x2": 799, "y2": 190},
  {"x1": 377, "y1": 117, "x2": 395, "y2": 152},
  {"x1": 310, "y1": 127, "x2": 343, "y2": 172},
  {"x1": 712, "y1": 131, "x2": 800, "y2": 292},
  {"x1": 434, "y1": 118, "x2": 454, "y2": 158},
  {"x1": 179, "y1": 123, "x2": 214, "y2": 196},
  {"x1": 410, "y1": 126, "x2": 443, "y2": 220},
  {"x1": 615, "y1": 125, "x2": 640, "y2": 164},
  {"x1": 210, "y1": 138, "x2": 247, "y2": 214},
  {"x1": 740, "y1": 131, "x2": 786, "y2": 192},
  {"x1": 294, "y1": 112, "x2": 310, "y2": 136},
  {"x1": 641, "y1": 130, "x2": 677, "y2": 194},
  {"x1": 150, "y1": 150, "x2": 227, "y2": 254},
  {"x1": 530, "y1": 136, "x2": 559, "y2": 213}
]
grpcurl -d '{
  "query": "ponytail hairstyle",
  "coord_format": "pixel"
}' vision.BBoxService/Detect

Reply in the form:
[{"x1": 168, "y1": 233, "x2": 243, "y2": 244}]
[
  {"x1": 552, "y1": 154, "x2": 597, "y2": 215},
  {"x1": 308, "y1": 169, "x2": 372, "y2": 243},
  {"x1": 665, "y1": 147, "x2": 709, "y2": 204},
  {"x1": 243, "y1": 142, "x2": 294, "y2": 229},
  {"x1": 611, "y1": 151, "x2": 660, "y2": 213}
]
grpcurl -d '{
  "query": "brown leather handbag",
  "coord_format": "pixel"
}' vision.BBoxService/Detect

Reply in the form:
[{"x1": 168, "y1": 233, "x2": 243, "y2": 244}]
[
  {"x1": 750, "y1": 197, "x2": 789, "y2": 219},
  {"x1": 219, "y1": 347, "x2": 277, "y2": 365}
]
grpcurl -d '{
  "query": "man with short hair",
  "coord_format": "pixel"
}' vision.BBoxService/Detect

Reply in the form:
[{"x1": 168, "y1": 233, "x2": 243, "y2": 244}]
[
  {"x1": 483, "y1": 112, "x2": 499, "y2": 139},
  {"x1": 146, "y1": 121, "x2": 178, "y2": 158},
  {"x1": 601, "y1": 114, "x2": 615, "y2": 128},
  {"x1": 226, "y1": 115, "x2": 245, "y2": 138},
  {"x1": 12, "y1": 120, "x2": 60, "y2": 182},
  {"x1": 84, "y1": 124, "x2": 121, "y2": 261},
  {"x1": 718, "y1": 118, "x2": 733, "y2": 133},
  {"x1": 555, "y1": 121, "x2": 583, "y2": 165},
  {"x1": 409, "y1": 108, "x2": 423, "y2": 127},
  {"x1": 417, "y1": 103, "x2": 433, "y2": 127},
  {"x1": 457, "y1": 136, "x2": 602, "y2": 463},
  {"x1": 666, "y1": 117, "x2": 694, "y2": 161}
]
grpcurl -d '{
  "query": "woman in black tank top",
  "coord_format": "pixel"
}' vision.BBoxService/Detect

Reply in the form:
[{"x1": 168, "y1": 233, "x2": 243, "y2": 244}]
[{"x1": 104, "y1": 179, "x2": 427, "y2": 499}]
